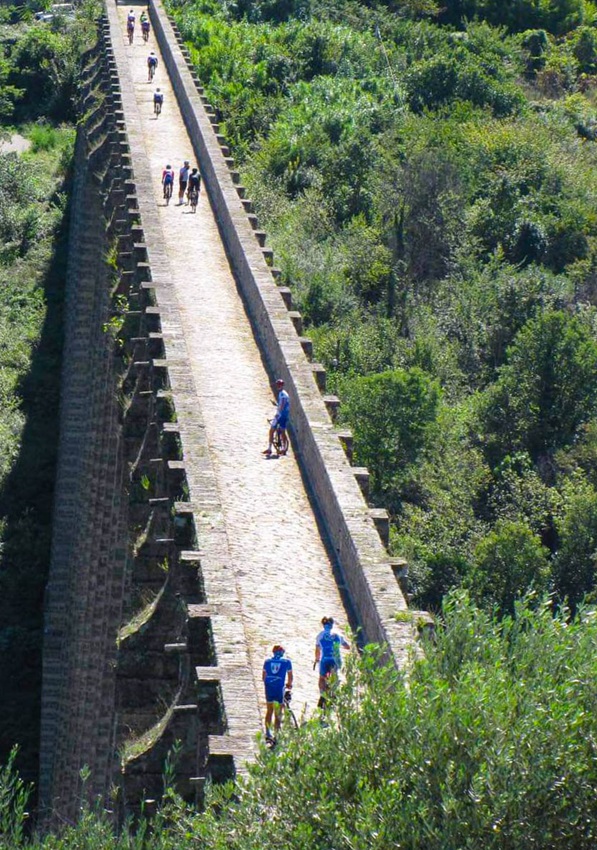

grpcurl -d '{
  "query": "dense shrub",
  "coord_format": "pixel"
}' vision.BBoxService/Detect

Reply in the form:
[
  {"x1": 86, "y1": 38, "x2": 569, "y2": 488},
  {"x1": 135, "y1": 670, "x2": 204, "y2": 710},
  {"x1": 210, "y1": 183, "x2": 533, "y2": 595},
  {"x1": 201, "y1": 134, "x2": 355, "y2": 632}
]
[{"x1": 5, "y1": 597, "x2": 597, "y2": 849}]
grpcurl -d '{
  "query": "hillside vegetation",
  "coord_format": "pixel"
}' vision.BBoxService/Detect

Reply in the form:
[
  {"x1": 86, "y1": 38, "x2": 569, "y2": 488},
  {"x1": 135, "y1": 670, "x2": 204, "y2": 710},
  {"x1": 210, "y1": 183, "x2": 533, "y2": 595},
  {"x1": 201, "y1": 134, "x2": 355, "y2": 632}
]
[
  {"x1": 2, "y1": 595, "x2": 597, "y2": 848},
  {"x1": 165, "y1": 0, "x2": 597, "y2": 617}
]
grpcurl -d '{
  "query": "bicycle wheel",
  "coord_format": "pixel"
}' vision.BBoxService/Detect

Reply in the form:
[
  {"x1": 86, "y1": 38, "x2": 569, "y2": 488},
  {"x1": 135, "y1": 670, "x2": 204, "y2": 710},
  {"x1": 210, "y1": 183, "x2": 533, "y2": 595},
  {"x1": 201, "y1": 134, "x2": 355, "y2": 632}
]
[
  {"x1": 272, "y1": 428, "x2": 282, "y2": 455},
  {"x1": 285, "y1": 706, "x2": 299, "y2": 730},
  {"x1": 165, "y1": 183, "x2": 172, "y2": 204},
  {"x1": 190, "y1": 188, "x2": 198, "y2": 212}
]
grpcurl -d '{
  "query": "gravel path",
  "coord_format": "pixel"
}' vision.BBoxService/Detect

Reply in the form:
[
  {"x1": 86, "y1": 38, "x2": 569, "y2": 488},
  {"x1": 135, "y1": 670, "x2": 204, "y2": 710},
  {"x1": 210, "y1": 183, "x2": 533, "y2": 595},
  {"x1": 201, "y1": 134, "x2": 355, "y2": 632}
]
[
  {"x1": 0, "y1": 133, "x2": 31, "y2": 155},
  {"x1": 119, "y1": 9, "x2": 352, "y2": 722}
]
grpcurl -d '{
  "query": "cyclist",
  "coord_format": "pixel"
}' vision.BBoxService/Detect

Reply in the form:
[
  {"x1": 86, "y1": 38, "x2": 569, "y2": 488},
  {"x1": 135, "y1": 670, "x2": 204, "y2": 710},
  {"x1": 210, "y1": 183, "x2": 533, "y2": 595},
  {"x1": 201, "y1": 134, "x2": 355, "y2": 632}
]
[
  {"x1": 140, "y1": 10, "x2": 150, "y2": 40},
  {"x1": 178, "y1": 160, "x2": 190, "y2": 205},
  {"x1": 153, "y1": 87, "x2": 163, "y2": 116},
  {"x1": 263, "y1": 378, "x2": 289, "y2": 456},
  {"x1": 147, "y1": 51, "x2": 158, "y2": 82},
  {"x1": 162, "y1": 164, "x2": 175, "y2": 201},
  {"x1": 126, "y1": 9, "x2": 135, "y2": 41},
  {"x1": 187, "y1": 166, "x2": 201, "y2": 202},
  {"x1": 262, "y1": 645, "x2": 293, "y2": 744},
  {"x1": 314, "y1": 616, "x2": 350, "y2": 709}
]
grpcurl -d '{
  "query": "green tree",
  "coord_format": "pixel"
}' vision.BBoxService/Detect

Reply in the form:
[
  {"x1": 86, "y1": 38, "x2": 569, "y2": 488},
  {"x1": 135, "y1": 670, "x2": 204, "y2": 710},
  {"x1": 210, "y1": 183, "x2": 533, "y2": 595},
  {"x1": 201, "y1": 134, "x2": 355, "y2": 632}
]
[
  {"x1": 477, "y1": 310, "x2": 597, "y2": 463},
  {"x1": 553, "y1": 476, "x2": 597, "y2": 610},
  {"x1": 341, "y1": 367, "x2": 441, "y2": 509},
  {"x1": 467, "y1": 520, "x2": 550, "y2": 615}
]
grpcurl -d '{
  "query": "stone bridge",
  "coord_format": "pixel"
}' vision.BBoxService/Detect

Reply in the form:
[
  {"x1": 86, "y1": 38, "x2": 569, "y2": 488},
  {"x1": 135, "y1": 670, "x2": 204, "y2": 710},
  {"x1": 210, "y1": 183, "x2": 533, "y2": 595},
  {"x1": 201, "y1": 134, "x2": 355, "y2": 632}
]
[{"x1": 40, "y1": 0, "x2": 413, "y2": 822}]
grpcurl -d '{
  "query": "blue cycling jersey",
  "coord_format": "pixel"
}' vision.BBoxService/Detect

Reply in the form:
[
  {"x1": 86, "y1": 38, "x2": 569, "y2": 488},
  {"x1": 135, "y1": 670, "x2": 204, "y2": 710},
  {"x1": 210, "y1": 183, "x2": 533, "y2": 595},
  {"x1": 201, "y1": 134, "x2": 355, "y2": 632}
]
[
  {"x1": 277, "y1": 389, "x2": 290, "y2": 415},
  {"x1": 263, "y1": 655, "x2": 292, "y2": 702},
  {"x1": 316, "y1": 629, "x2": 349, "y2": 667}
]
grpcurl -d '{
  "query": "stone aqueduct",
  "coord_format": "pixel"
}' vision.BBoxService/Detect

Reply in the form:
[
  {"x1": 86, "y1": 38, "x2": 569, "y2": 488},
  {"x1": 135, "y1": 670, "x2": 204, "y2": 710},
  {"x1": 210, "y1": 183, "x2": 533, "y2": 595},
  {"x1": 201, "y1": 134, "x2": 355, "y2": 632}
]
[{"x1": 40, "y1": 0, "x2": 414, "y2": 822}]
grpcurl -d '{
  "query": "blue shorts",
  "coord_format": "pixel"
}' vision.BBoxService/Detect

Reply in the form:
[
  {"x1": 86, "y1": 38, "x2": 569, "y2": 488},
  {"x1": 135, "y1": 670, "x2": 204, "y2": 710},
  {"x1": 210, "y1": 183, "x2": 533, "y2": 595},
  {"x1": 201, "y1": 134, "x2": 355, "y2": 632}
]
[
  {"x1": 319, "y1": 658, "x2": 338, "y2": 677},
  {"x1": 265, "y1": 686, "x2": 284, "y2": 705},
  {"x1": 273, "y1": 412, "x2": 289, "y2": 430}
]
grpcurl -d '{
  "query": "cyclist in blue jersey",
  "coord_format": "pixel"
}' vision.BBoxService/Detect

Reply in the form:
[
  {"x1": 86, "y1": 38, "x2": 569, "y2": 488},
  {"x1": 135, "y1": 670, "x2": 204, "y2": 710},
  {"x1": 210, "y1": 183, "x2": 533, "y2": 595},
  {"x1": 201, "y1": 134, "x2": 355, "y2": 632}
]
[
  {"x1": 314, "y1": 616, "x2": 350, "y2": 708},
  {"x1": 262, "y1": 644, "x2": 293, "y2": 743},
  {"x1": 263, "y1": 378, "x2": 290, "y2": 456},
  {"x1": 147, "y1": 51, "x2": 158, "y2": 82}
]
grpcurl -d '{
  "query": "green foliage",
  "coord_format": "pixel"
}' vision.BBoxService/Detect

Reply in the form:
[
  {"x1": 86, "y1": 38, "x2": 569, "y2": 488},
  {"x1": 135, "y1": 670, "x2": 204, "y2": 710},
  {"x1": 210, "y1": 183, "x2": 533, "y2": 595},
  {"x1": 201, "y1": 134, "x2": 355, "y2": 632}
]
[
  {"x1": 340, "y1": 367, "x2": 441, "y2": 509},
  {"x1": 477, "y1": 310, "x2": 597, "y2": 463},
  {"x1": 438, "y1": 0, "x2": 588, "y2": 35},
  {"x1": 28, "y1": 123, "x2": 58, "y2": 152},
  {"x1": 6, "y1": 596, "x2": 597, "y2": 848},
  {"x1": 0, "y1": 132, "x2": 73, "y2": 784},
  {"x1": 467, "y1": 520, "x2": 550, "y2": 615},
  {"x1": 552, "y1": 474, "x2": 597, "y2": 610},
  {"x1": 0, "y1": 749, "x2": 30, "y2": 849}
]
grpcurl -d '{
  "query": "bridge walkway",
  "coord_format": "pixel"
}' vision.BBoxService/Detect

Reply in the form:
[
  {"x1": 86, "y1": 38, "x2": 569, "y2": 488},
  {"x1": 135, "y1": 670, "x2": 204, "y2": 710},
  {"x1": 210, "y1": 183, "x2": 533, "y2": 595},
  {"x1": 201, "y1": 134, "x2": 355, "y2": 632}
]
[{"x1": 116, "y1": 2, "x2": 351, "y2": 737}]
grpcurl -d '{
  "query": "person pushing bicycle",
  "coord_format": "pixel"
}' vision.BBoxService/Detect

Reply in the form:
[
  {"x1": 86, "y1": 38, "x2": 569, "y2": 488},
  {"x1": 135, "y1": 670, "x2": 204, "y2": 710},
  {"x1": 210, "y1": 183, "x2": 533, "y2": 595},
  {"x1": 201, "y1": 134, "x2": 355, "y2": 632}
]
[
  {"x1": 186, "y1": 167, "x2": 201, "y2": 202},
  {"x1": 162, "y1": 164, "x2": 174, "y2": 201},
  {"x1": 140, "y1": 9, "x2": 150, "y2": 40},
  {"x1": 262, "y1": 645, "x2": 293, "y2": 745},
  {"x1": 263, "y1": 378, "x2": 289, "y2": 456},
  {"x1": 126, "y1": 9, "x2": 135, "y2": 42},
  {"x1": 147, "y1": 51, "x2": 158, "y2": 81},
  {"x1": 314, "y1": 616, "x2": 350, "y2": 709}
]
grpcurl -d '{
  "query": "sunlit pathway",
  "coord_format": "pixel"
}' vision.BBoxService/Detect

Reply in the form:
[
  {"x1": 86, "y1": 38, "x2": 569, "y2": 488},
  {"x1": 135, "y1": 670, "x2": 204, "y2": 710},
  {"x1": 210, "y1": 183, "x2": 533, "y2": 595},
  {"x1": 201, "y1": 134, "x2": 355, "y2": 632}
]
[{"x1": 118, "y1": 6, "x2": 352, "y2": 721}]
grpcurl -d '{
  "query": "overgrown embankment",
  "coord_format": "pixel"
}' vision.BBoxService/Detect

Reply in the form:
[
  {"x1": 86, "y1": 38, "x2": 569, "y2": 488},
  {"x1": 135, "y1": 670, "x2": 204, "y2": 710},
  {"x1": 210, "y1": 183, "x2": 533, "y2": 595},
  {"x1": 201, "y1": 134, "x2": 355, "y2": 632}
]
[{"x1": 167, "y1": 0, "x2": 597, "y2": 617}]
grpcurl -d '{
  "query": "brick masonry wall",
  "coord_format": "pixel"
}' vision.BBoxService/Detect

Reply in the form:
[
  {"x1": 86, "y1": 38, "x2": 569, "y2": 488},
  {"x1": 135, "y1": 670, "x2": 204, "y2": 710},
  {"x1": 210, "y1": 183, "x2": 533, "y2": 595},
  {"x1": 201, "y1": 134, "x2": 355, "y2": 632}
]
[{"x1": 39, "y1": 54, "x2": 129, "y2": 817}]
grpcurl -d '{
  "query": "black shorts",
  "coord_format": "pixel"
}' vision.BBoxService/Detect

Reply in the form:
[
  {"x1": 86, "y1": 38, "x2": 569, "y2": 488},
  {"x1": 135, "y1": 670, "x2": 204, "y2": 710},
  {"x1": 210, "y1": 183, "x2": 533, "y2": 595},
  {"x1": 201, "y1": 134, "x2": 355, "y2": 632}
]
[{"x1": 179, "y1": 180, "x2": 187, "y2": 191}]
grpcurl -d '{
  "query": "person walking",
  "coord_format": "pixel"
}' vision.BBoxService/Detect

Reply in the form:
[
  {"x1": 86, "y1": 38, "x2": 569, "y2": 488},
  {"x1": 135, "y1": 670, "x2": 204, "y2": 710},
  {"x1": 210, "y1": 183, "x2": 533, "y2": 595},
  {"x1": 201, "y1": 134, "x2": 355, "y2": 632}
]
[
  {"x1": 262, "y1": 645, "x2": 293, "y2": 744},
  {"x1": 263, "y1": 378, "x2": 290, "y2": 456}
]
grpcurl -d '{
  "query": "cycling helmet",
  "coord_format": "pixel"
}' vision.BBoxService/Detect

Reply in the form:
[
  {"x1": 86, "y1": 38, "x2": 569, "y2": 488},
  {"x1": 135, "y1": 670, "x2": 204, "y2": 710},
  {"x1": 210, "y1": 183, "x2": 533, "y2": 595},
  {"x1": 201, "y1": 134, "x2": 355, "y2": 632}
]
[
  {"x1": 276, "y1": 378, "x2": 285, "y2": 387},
  {"x1": 272, "y1": 645, "x2": 285, "y2": 656},
  {"x1": 184, "y1": 160, "x2": 190, "y2": 166},
  {"x1": 321, "y1": 616, "x2": 334, "y2": 627},
  {"x1": 166, "y1": 163, "x2": 171, "y2": 168}
]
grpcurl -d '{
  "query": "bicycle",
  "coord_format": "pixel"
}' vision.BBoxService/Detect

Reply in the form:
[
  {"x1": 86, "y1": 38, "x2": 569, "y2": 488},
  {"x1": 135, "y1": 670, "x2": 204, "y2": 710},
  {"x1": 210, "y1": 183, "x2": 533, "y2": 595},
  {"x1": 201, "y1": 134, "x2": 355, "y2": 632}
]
[
  {"x1": 127, "y1": 22, "x2": 134, "y2": 44},
  {"x1": 267, "y1": 417, "x2": 288, "y2": 456},
  {"x1": 314, "y1": 659, "x2": 338, "y2": 711},
  {"x1": 266, "y1": 689, "x2": 298, "y2": 748},
  {"x1": 154, "y1": 96, "x2": 163, "y2": 116},
  {"x1": 141, "y1": 20, "x2": 150, "y2": 41},
  {"x1": 282, "y1": 688, "x2": 298, "y2": 730},
  {"x1": 188, "y1": 185, "x2": 199, "y2": 213},
  {"x1": 163, "y1": 181, "x2": 173, "y2": 205},
  {"x1": 148, "y1": 61, "x2": 157, "y2": 82}
]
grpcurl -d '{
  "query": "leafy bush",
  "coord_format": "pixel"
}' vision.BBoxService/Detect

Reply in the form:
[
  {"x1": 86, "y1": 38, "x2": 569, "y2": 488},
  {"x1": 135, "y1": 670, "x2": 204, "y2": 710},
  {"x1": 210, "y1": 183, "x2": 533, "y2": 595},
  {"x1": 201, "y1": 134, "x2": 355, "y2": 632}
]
[
  {"x1": 28, "y1": 123, "x2": 58, "y2": 152},
  {"x1": 467, "y1": 520, "x2": 550, "y2": 615},
  {"x1": 477, "y1": 310, "x2": 597, "y2": 463},
  {"x1": 340, "y1": 367, "x2": 441, "y2": 509}
]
